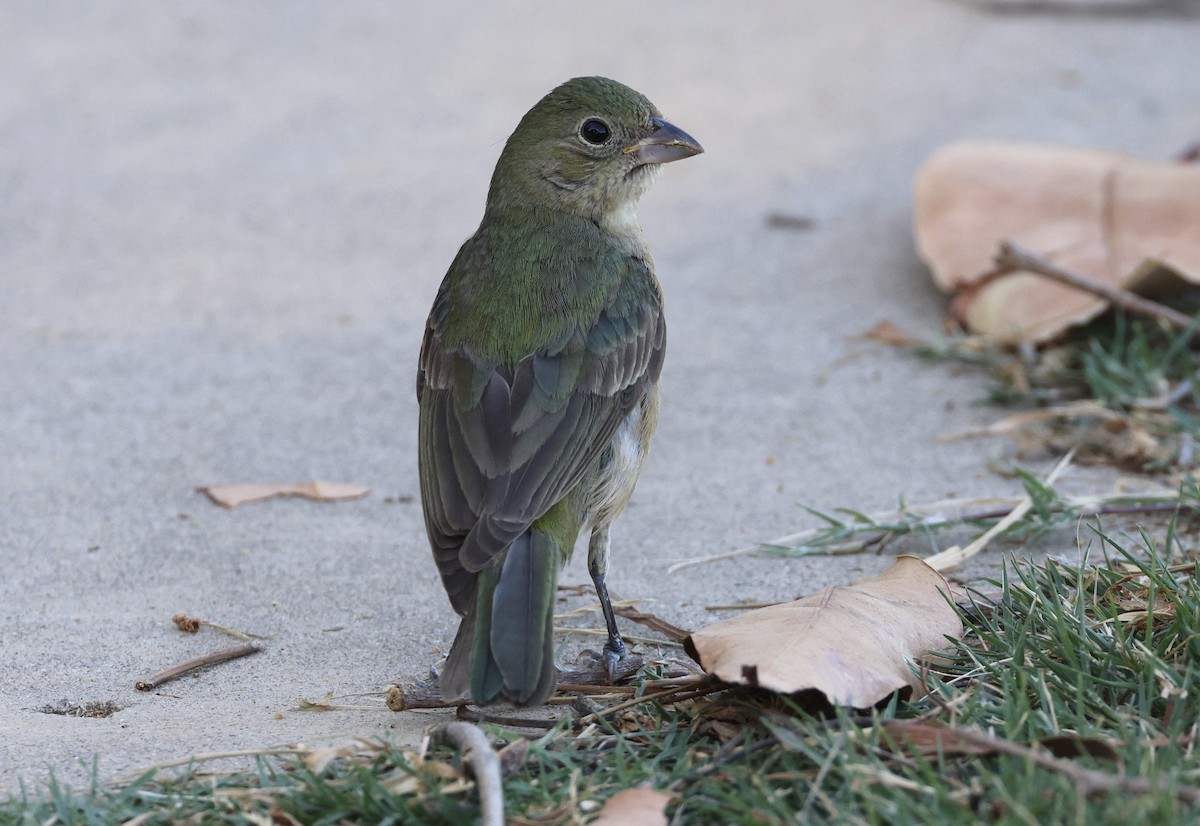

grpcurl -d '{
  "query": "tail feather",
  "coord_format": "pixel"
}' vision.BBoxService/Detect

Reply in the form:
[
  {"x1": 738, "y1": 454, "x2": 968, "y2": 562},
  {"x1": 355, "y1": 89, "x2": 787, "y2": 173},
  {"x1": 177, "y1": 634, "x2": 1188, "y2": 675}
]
[
  {"x1": 438, "y1": 609, "x2": 474, "y2": 703},
  {"x1": 439, "y1": 530, "x2": 561, "y2": 706},
  {"x1": 488, "y1": 531, "x2": 558, "y2": 704}
]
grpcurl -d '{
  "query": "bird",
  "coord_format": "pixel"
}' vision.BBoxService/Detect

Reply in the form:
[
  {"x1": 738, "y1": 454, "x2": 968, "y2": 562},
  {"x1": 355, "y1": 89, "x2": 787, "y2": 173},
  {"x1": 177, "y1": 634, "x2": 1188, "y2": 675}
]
[{"x1": 416, "y1": 76, "x2": 702, "y2": 706}]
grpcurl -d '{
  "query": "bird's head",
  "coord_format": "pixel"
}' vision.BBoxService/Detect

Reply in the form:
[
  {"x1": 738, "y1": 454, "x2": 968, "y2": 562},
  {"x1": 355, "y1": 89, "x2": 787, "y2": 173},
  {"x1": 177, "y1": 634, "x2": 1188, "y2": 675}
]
[{"x1": 487, "y1": 76, "x2": 703, "y2": 224}]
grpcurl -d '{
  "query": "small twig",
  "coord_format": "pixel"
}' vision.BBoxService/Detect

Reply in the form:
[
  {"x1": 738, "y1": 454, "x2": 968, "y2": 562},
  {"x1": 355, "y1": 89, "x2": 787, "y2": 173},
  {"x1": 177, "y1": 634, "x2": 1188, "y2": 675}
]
[
  {"x1": 1105, "y1": 561, "x2": 1200, "y2": 594},
  {"x1": 575, "y1": 675, "x2": 714, "y2": 727},
  {"x1": 994, "y1": 240, "x2": 1196, "y2": 333},
  {"x1": 428, "y1": 722, "x2": 504, "y2": 826},
  {"x1": 135, "y1": 643, "x2": 262, "y2": 691},
  {"x1": 924, "y1": 451, "x2": 1074, "y2": 572},
  {"x1": 555, "y1": 627, "x2": 684, "y2": 647},
  {"x1": 555, "y1": 683, "x2": 637, "y2": 695},
  {"x1": 941, "y1": 0, "x2": 1200, "y2": 21},
  {"x1": 387, "y1": 656, "x2": 653, "y2": 711},
  {"x1": 557, "y1": 592, "x2": 692, "y2": 642},
  {"x1": 455, "y1": 705, "x2": 561, "y2": 730},
  {"x1": 882, "y1": 721, "x2": 1200, "y2": 804},
  {"x1": 555, "y1": 597, "x2": 643, "y2": 621},
  {"x1": 609, "y1": 592, "x2": 693, "y2": 642},
  {"x1": 705, "y1": 601, "x2": 786, "y2": 612}
]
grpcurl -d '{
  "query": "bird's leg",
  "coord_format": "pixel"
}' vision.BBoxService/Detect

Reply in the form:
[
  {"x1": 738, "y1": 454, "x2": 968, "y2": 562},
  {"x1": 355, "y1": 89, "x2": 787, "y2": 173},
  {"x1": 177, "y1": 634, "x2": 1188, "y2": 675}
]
[{"x1": 587, "y1": 527, "x2": 626, "y2": 681}]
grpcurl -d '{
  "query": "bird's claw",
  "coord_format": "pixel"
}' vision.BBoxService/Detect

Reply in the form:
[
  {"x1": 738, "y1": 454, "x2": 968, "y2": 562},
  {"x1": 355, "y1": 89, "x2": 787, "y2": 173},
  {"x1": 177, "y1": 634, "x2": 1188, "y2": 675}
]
[{"x1": 601, "y1": 637, "x2": 627, "y2": 684}]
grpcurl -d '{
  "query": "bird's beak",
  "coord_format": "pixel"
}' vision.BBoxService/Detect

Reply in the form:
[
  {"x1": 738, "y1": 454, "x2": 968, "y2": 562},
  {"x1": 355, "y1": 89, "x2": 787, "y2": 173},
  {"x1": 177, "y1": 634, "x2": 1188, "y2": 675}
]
[{"x1": 626, "y1": 117, "x2": 704, "y2": 165}]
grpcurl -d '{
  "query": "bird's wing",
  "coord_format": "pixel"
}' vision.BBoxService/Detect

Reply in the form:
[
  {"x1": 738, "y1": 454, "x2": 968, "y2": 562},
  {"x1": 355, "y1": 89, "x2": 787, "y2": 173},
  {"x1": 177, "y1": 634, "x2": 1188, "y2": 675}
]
[{"x1": 417, "y1": 261, "x2": 664, "y2": 614}]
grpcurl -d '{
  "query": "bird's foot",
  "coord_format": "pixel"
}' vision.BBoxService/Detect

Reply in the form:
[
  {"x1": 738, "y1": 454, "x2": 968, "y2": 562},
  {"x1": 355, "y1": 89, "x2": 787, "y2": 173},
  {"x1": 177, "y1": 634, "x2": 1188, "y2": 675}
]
[{"x1": 601, "y1": 636, "x2": 627, "y2": 684}]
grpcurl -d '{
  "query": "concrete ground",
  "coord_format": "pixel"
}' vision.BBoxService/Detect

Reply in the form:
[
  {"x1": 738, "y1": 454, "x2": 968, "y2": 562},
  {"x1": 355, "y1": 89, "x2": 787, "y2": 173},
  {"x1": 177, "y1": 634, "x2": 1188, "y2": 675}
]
[{"x1": 3, "y1": 0, "x2": 1198, "y2": 794}]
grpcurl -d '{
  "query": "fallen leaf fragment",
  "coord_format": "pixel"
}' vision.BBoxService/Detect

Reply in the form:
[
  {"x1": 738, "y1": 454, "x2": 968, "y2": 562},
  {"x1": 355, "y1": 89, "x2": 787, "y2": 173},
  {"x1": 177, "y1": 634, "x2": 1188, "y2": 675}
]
[
  {"x1": 294, "y1": 690, "x2": 336, "y2": 711},
  {"x1": 1038, "y1": 734, "x2": 1121, "y2": 764},
  {"x1": 684, "y1": 557, "x2": 962, "y2": 708},
  {"x1": 880, "y1": 720, "x2": 996, "y2": 758},
  {"x1": 915, "y1": 141, "x2": 1200, "y2": 342},
  {"x1": 858, "y1": 319, "x2": 920, "y2": 348},
  {"x1": 197, "y1": 481, "x2": 369, "y2": 509},
  {"x1": 590, "y1": 788, "x2": 671, "y2": 826}
]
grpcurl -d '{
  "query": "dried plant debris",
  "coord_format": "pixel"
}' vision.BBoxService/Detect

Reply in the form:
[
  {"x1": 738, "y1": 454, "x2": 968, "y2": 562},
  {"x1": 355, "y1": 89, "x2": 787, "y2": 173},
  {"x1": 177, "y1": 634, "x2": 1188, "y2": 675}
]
[
  {"x1": 916, "y1": 141, "x2": 1200, "y2": 342},
  {"x1": 36, "y1": 699, "x2": 123, "y2": 718},
  {"x1": 171, "y1": 613, "x2": 269, "y2": 641},
  {"x1": 866, "y1": 315, "x2": 1200, "y2": 471},
  {"x1": 684, "y1": 557, "x2": 963, "y2": 707},
  {"x1": 197, "y1": 481, "x2": 369, "y2": 509}
]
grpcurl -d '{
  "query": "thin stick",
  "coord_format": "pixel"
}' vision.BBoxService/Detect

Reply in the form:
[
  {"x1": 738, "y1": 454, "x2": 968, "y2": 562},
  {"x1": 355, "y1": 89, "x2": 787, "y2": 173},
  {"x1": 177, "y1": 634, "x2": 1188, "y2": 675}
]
[
  {"x1": 883, "y1": 720, "x2": 1200, "y2": 804},
  {"x1": 387, "y1": 656, "x2": 651, "y2": 711},
  {"x1": 994, "y1": 240, "x2": 1196, "y2": 333},
  {"x1": 704, "y1": 602, "x2": 786, "y2": 612},
  {"x1": 135, "y1": 643, "x2": 262, "y2": 691},
  {"x1": 610, "y1": 594, "x2": 693, "y2": 642},
  {"x1": 575, "y1": 676, "x2": 712, "y2": 727},
  {"x1": 554, "y1": 627, "x2": 684, "y2": 647},
  {"x1": 924, "y1": 450, "x2": 1074, "y2": 572},
  {"x1": 428, "y1": 722, "x2": 504, "y2": 826},
  {"x1": 455, "y1": 706, "x2": 561, "y2": 730}
]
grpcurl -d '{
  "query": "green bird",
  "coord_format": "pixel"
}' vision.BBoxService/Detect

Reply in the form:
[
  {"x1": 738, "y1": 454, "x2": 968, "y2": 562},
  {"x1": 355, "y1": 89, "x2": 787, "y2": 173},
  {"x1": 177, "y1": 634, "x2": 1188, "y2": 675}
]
[{"x1": 417, "y1": 76, "x2": 702, "y2": 706}]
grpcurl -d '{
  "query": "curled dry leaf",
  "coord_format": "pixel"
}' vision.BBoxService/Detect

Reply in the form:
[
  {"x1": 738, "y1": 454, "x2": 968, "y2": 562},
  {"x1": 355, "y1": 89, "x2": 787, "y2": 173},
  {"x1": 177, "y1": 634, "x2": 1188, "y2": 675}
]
[
  {"x1": 590, "y1": 788, "x2": 671, "y2": 826},
  {"x1": 684, "y1": 557, "x2": 962, "y2": 708},
  {"x1": 915, "y1": 141, "x2": 1200, "y2": 342},
  {"x1": 172, "y1": 613, "x2": 202, "y2": 633},
  {"x1": 197, "y1": 481, "x2": 369, "y2": 509}
]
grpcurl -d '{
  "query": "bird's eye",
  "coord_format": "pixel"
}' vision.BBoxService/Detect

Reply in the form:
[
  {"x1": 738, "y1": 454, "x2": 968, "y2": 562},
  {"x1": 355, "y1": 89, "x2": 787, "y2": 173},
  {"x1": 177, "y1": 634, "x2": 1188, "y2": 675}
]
[{"x1": 579, "y1": 118, "x2": 611, "y2": 145}]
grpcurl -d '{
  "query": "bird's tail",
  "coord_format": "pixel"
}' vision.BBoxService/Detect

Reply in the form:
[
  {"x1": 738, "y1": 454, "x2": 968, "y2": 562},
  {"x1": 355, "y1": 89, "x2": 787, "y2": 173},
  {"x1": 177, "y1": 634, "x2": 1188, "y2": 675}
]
[{"x1": 440, "y1": 529, "x2": 560, "y2": 706}]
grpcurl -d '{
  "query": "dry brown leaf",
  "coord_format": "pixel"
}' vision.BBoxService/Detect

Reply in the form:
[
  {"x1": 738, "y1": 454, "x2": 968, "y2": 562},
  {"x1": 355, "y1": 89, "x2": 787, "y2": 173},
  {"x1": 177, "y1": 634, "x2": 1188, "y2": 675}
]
[
  {"x1": 915, "y1": 142, "x2": 1200, "y2": 342},
  {"x1": 172, "y1": 613, "x2": 202, "y2": 633},
  {"x1": 590, "y1": 788, "x2": 671, "y2": 826},
  {"x1": 858, "y1": 319, "x2": 920, "y2": 348},
  {"x1": 1038, "y1": 734, "x2": 1122, "y2": 764},
  {"x1": 684, "y1": 557, "x2": 962, "y2": 707},
  {"x1": 197, "y1": 481, "x2": 369, "y2": 509},
  {"x1": 880, "y1": 720, "x2": 997, "y2": 758},
  {"x1": 1107, "y1": 585, "x2": 1178, "y2": 630}
]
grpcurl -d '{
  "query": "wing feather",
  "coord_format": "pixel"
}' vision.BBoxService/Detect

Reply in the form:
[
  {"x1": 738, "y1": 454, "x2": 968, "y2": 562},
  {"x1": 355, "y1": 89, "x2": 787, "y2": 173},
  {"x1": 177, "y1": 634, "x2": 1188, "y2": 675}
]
[{"x1": 418, "y1": 252, "x2": 664, "y2": 614}]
